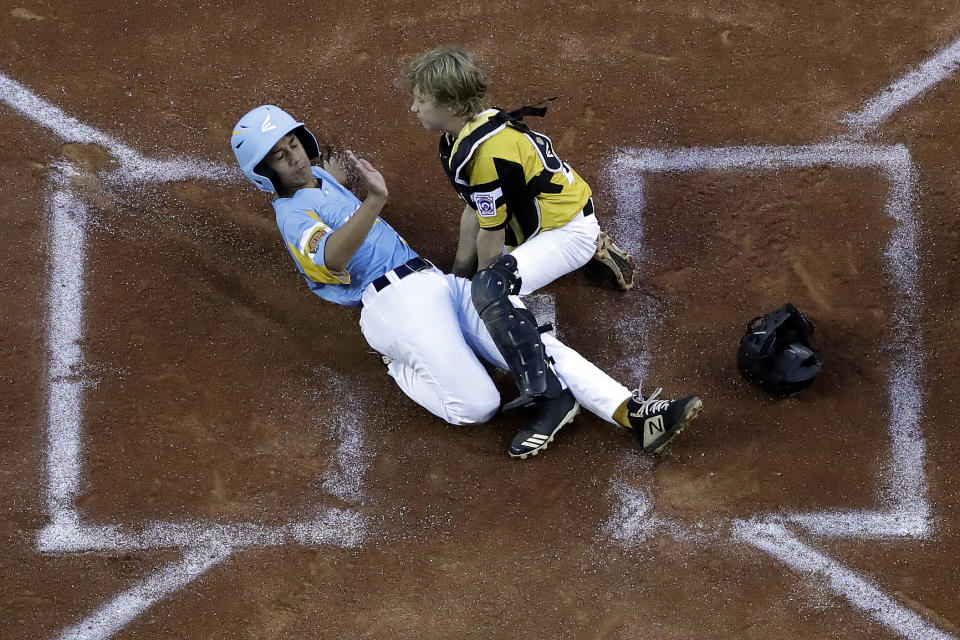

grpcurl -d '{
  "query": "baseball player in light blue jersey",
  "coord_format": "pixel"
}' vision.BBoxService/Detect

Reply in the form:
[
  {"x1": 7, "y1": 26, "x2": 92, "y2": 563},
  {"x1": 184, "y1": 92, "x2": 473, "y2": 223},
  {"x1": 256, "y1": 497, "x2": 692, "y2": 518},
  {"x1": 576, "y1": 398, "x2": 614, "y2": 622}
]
[
  {"x1": 232, "y1": 105, "x2": 703, "y2": 459},
  {"x1": 273, "y1": 164, "x2": 417, "y2": 307}
]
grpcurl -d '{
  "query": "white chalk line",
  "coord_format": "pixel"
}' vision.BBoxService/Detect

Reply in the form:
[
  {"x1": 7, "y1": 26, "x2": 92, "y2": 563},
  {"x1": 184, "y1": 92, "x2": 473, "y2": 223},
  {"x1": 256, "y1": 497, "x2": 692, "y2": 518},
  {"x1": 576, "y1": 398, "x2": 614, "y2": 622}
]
[
  {"x1": 0, "y1": 71, "x2": 237, "y2": 184},
  {"x1": 56, "y1": 542, "x2": 234, "y2": 640},
  {"x1": 42, "y1": 162, "x2": 370, "y2": 550},
  {"x1": 785, "y1": 509, "x2": 931, "y2": 540},
  {"x1": 607, "y1": 171, "x2": 662, "y2": 383},
  {"x1": 521, "y1": 293, "x2": 560, "y2": 339},
  {"x1": 841, "y1": 36, "x2": 960, "y2": 139},
  {"x1": 0, "y1": 73, "x2": 373, "y2": 639},
  {"x1": 321, "y1": 409, "x2": 372, "y2": 504},
  {"x1": 46, "y1": 166, "x2": 89, "y2": 529},
  {"x1": 602, "y1": 452, "x2": 720, "y2": 547},
  {"x1": 314, "y1": 368, "x2": 376, "y2": 505},
  {"x1": 37, "y1": 508, "x2": 367, "y2": 554},
  {"x1": 602, "y1": 453, "x2": 660, "y2": 545},
  {"x1": 734, "y1": 520, "x2": 957, "y2": 640},
  {"x1": 610, "y1": 142, "x2": 909, "y2": 173}
]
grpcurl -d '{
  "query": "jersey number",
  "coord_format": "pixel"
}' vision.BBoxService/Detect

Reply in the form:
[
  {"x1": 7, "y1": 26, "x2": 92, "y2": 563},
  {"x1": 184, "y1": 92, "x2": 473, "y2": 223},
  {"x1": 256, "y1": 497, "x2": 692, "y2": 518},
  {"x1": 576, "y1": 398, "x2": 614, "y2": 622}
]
[{"x1": 530, "y1": 133, "x2": 575, "y2": 185}]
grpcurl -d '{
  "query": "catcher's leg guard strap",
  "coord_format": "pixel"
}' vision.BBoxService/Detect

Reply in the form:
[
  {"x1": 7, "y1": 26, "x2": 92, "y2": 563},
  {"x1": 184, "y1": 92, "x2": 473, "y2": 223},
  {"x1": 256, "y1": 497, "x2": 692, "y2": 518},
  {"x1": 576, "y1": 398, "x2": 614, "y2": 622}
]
[{"x1": 472, "y1": 255, "x2": 562, "y2": 410}]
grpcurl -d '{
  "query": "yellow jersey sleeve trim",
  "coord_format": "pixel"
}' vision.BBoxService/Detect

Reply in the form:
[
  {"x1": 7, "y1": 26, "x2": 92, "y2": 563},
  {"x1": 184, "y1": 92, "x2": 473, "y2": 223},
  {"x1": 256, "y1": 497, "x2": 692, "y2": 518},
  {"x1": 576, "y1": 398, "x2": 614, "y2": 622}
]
[
  {"x1": 287, "y1": 241, "x2": 351, "y2": 285},
  {"x1": 469, "y1": 154, "x2": 509, "y2": 229},
  {"x1": 478, "y1": 210, "x2": 508, "y2": 229}
]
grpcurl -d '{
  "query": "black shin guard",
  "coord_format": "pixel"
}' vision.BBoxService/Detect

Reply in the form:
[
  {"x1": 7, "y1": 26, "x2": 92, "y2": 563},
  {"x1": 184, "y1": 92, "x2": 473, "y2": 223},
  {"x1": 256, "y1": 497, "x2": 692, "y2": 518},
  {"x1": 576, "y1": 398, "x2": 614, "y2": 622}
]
[{"x1": 472, "y1": 255, "x2": 562, "y2": 410}]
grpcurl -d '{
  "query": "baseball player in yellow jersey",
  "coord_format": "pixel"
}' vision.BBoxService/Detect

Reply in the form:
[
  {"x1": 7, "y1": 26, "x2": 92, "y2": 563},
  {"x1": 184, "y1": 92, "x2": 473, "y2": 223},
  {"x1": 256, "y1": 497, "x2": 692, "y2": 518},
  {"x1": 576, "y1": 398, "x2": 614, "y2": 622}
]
[{"x1": 405, "y1": 46, "x2": 635, "y2": 294}]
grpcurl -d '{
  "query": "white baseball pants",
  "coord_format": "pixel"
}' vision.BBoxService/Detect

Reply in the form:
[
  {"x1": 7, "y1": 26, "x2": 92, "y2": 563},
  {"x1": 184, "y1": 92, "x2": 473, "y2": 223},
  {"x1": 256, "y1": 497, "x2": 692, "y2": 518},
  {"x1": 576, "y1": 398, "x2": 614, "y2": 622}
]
[
  {"x1": 358, "y1": 266, "x2": 629, "y2": 426},
  {"x1": 509, "y1": 210, "x2": 601, "y2": 295}
]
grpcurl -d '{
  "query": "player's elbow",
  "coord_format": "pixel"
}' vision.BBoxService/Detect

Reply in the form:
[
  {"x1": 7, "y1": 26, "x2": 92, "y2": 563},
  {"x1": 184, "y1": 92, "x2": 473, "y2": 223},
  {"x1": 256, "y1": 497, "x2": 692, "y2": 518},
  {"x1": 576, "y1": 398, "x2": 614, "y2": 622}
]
[
  {"x1": 451, "y1": 258, "x2": 477, "y2": 280},
  {"x1": 322, "y1": 240, "x2": 350, "y2": 274},
  {"x1": 325, "y1": 258, "x2": 347, "y2": 274}
]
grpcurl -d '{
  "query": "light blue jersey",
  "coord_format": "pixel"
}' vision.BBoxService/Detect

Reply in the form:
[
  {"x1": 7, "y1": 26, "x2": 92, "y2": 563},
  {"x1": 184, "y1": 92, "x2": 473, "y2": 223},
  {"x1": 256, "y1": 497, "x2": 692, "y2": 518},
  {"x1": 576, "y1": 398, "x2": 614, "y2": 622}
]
[{"x1": 273, "y1": 166, "x2": 419, "y2": 306}]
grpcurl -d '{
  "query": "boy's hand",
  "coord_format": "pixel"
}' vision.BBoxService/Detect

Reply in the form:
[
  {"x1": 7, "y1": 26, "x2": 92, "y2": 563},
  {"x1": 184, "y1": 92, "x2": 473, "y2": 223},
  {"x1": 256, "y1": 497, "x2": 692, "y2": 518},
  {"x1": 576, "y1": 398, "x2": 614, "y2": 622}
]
[
  {"x1": 321, "y1": 153, "x2": 349, "y2": 185},
  {"x1": 345, "y1": 150, "x2": 388, "y2": 200}
]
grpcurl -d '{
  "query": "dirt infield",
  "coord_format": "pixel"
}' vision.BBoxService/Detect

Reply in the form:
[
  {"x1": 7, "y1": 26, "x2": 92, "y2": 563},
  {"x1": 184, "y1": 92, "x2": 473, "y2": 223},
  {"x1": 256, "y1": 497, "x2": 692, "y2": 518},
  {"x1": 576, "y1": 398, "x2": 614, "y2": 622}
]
[{"x1": 3, "y1": 2, "x2": 960, "y2": 639}]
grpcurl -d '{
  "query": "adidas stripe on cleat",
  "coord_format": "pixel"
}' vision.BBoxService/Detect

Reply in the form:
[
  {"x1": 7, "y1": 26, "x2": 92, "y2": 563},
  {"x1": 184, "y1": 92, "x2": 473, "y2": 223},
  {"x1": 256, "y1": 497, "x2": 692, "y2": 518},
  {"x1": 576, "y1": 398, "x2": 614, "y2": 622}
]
[{"x1": 509, "y1": 389, "x2": 580, "y2": 459}]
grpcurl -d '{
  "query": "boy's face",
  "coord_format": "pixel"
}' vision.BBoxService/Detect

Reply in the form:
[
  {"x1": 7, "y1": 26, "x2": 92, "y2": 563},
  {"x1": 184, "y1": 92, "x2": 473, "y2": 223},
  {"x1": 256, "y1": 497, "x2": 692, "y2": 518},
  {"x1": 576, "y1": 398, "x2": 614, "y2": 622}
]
[
  {"x1": 410, "y1": 87, "x2": 459, "y2": 132},
  {"x1": 261, "y1": 133, "x2": 316, "y2": 194}
]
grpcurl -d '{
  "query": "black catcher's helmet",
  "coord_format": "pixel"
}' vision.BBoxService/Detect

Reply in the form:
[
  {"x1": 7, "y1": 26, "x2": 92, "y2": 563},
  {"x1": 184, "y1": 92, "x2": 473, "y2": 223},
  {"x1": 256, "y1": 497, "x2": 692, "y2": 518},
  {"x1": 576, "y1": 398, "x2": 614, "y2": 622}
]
[{"x1": 737, "y1": 303, "x2": 822, "y2": 396}]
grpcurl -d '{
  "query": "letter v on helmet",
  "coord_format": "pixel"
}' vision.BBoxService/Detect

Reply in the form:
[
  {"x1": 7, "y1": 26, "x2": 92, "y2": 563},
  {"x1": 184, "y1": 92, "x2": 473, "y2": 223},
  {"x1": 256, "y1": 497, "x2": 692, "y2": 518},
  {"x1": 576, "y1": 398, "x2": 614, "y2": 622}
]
[{"x1": 261, "y1": 114, "x2": 277, "y2": 133}]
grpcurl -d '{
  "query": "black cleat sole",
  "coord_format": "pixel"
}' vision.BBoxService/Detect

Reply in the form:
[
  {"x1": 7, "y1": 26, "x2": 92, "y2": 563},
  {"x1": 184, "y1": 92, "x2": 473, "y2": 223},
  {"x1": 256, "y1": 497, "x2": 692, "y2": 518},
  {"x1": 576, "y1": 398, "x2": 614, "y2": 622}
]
[{"x1": 509, "y1": 401, "x2": 581, "y2": 459}]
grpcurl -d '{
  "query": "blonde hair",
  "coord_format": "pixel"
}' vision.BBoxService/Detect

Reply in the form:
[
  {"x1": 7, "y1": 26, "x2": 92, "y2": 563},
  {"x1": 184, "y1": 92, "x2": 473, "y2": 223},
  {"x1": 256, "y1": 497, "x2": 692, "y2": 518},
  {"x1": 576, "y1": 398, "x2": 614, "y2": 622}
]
[{"x1": 405, "y1": 46, "x2": 490, "y2": 117}]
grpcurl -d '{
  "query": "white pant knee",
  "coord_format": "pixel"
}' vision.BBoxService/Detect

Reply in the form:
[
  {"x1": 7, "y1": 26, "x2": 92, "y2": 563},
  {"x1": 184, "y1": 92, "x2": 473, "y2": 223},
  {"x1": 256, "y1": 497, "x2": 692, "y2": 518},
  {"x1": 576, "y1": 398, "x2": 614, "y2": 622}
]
[{"x1": 443, "y1": 392, "x2": 501, "y2": 426}]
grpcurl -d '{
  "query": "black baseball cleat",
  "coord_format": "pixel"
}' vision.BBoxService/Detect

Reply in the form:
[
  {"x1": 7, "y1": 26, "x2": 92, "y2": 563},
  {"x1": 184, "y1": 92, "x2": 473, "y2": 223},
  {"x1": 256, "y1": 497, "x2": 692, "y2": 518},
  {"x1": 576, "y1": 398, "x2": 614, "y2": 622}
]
[
  {"x1": 508, "y1": 389, "x2": 580, "y2": 459},
  {"x1": 626, "y1": 387, "x2": 703, "y2": 453},
  {"x1": 590, "y1": 231, "x2": 635, "y2": 291}
]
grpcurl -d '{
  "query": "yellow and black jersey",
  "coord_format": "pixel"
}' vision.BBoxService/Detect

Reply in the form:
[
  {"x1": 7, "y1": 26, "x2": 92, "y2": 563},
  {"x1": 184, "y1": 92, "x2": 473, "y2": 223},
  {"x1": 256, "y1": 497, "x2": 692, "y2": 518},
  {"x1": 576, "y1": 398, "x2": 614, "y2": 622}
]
[{"x1": 439, "y1": 107, "x2": 592, "y2": 247}]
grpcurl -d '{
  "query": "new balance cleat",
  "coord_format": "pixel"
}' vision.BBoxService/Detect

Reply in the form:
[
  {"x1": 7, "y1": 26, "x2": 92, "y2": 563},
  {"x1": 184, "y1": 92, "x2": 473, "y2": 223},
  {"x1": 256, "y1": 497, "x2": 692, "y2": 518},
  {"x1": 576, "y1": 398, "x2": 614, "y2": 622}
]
[
  {"x1": 627, "y1": 387, "x2": 702, "y2": 453},
  {"x1": 591, "y1": 231, "x2": 635, "y2": 290},
  {"x1": 508, "y1": 389, "x2": 580, "y2": 459}
]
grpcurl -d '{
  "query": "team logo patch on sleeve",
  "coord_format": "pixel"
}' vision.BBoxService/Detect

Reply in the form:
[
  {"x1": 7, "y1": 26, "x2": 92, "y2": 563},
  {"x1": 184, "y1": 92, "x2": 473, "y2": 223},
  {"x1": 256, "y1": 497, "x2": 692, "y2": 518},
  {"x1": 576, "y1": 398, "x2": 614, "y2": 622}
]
[
  {"x1": 474, "y1": 194, "x2": 497, "y2": 217},
  {"x1": 299, "y1": 221, "x2": 331, "y2": 256},
  {"x1": 307, "y1": 228, "x2": 327, "y2": 253}
]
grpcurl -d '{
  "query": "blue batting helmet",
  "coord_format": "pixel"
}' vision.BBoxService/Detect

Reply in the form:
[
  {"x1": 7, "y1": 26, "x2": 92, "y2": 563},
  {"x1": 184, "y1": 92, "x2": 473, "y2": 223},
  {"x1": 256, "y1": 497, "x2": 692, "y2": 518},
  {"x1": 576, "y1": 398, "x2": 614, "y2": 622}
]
[{"x1": 231, "y1": 105, "x2": 320, "y2": 193}]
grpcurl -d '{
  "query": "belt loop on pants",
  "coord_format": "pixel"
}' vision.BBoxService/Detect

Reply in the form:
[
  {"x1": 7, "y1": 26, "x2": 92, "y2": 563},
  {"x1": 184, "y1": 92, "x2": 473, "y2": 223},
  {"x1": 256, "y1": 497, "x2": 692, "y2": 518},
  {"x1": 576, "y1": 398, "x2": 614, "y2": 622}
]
[{"x1": 371, "y1": 257, "x2": 433, "y2": 292}]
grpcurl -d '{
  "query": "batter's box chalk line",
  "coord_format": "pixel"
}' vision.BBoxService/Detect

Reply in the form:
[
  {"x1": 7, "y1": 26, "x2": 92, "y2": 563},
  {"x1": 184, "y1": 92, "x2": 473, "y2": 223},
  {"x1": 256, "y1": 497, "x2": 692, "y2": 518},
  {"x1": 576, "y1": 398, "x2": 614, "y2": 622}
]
[
  {"x1": 604, "y1": 143, "x2": 930, "y2": 537},
  {"x1": 40, "y1": 158, "x2": 376, "y2": 638},
  {"x1": 602, "y1": 33, "x2": 960, "y2": 640},
  {"x1": 5, "y1": 31, "x2": 959, "y2": 640},
  {"x1": 0, "y1": 71, "x2": 565, "y2": 640}
]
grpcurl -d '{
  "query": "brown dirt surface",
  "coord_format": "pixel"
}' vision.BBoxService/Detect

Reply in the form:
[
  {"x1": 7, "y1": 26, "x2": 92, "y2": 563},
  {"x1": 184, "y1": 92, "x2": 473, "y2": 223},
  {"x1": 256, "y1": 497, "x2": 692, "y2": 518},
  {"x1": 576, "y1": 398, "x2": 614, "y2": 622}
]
[{"x1": 3, "y1": 1, "x2": 960, "y2": 639}]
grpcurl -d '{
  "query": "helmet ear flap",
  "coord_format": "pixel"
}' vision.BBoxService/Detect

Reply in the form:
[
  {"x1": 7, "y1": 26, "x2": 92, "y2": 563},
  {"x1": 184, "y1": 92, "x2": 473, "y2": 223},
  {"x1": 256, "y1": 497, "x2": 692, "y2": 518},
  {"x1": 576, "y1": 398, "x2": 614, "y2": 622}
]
[
  {"x1": 292, "y1": 126, "x2": 321, "y2": 162},
  {"x1": 776, "y1": 344, "x2": 823, "y2": 388},
  {"x1": 253, "y1": 161, "x2": 282, "y2": 194},
  {"x1": 780, "y1": 303, "x2": 816, "y2": 346}
]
